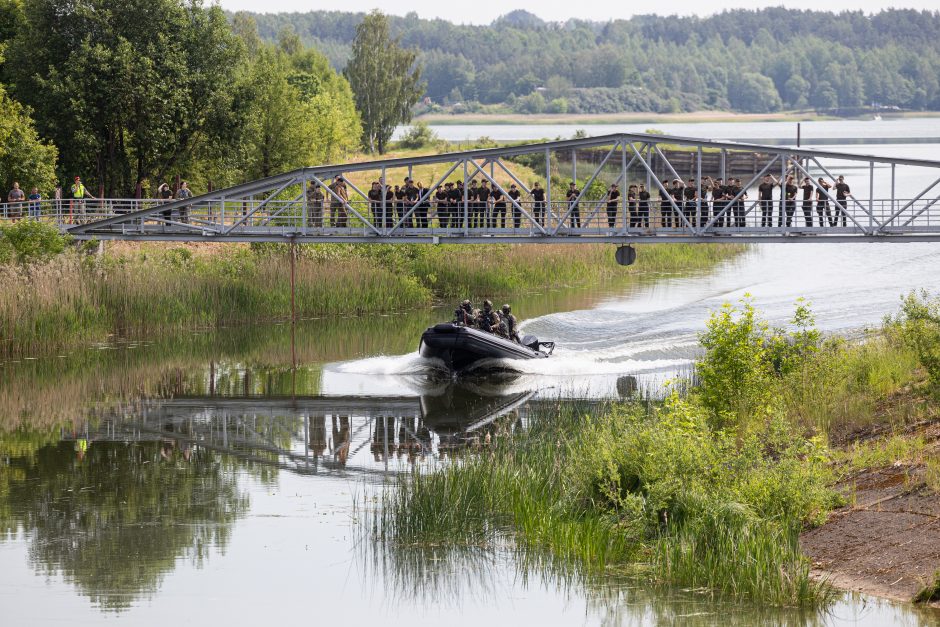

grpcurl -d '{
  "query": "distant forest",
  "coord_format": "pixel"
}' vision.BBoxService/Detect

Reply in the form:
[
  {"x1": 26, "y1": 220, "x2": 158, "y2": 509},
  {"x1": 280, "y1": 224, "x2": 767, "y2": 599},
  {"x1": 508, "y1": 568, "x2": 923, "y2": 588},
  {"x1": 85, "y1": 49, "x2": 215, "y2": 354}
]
[{"x1": 243, "y1": 8, "x2": 940, "y2": 114}]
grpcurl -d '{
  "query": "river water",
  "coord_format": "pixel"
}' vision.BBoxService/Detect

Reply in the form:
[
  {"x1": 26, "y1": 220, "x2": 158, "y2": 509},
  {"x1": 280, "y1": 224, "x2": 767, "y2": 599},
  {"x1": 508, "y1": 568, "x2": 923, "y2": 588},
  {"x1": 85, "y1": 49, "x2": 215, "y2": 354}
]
[{"x1": 2, "y1": 120, "x2": 940, "y2": 625}]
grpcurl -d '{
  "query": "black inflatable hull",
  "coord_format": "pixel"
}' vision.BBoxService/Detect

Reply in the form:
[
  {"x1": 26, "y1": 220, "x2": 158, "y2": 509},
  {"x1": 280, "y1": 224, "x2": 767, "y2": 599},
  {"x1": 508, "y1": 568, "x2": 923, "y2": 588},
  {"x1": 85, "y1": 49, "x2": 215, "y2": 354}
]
[{"x1": 419, "y1": 323, "x2": 550, "y2": 371}]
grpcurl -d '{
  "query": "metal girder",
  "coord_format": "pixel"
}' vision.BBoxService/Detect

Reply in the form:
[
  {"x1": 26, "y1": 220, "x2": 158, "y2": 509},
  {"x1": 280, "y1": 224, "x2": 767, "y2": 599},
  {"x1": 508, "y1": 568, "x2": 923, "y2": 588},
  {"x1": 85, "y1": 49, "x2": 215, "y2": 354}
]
[
  {"x1": 702, "y1": 155, "x2": 781, "y2": 231},
  {"x1": 466, "y1": 159, "x2": 548, "y2": 235},
  {"x1": 551, "y1": 142, "x2": 620, "y2": 235},
  {"x1": 53, "y1": 132, "x2": 940, "y2": 243},
  {"x1": 629, "y1": 143, "x2": 695, "y2": 232}
]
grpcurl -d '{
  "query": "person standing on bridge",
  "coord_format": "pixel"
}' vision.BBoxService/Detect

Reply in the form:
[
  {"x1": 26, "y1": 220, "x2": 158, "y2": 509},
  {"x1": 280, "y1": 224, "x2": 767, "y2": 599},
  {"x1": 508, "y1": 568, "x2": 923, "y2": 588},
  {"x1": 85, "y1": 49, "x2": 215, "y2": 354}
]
[
  {"x1": 800, "y1": 177, "x2": 815, "y2": 227},
  {"x1": 329, "y1": 176, "x2": 348, "y2": 228},
  {"x1": 566, "y1": 181, "x2": 581, "y2": 230},
  {"x1": 449, "y1": 180, "x2": 463, "y2": 228},
  {"x1": 815, "y1": 177, "x2": 832, "y2": 227},
  {"x1": 834, "y1": 175, "x2": 852, "y2": 227},
  {"x1": 733, "y1": 178, "x2": 747, "y2": 228},
  {"x1": 531, "y1": 182, "x2": 545, "y2": 226},
  {"x1": 69, "y1": 176, "x2": 95, "y2": 223},
  {"x1": 606, "y1": 183, "x2": 620, "y2": 229},
  {"x1": 508, "y1": 183, "x2": 522, "y2": 229},
  {"x1": 368, "y1": 181, "x2": 382, "y2": 225},
  {"x1": 306, "y1": 181, "x2": 324, "y2": 228},
  {"x1": 434, "y1": 184, "x2": 448, "y2": 228},
  {"x1": 491, "y1": 184, "x2": 505, "y2": 228},
  {"x1": 175, "y1": 181, "x2": 192, "y2": 223},
  {"x1": 658, "y1": 180, "x2": 671, "y2": 227},
  {"x1": 476, "y1": 180, "x2": 491, "y2": 229},
  {"x1": 28, "y1": 187, "x2": 41, "y2": 220},
  {"x1": 6, "y1": 182, "x2": 25, "y2": 220},
  {"x1": 638, "y1": 184, "x2": 651, "y2": 229},
  {"x1": 683, "y1": 178, "x2": 698, "y2": 227},
  {"x1": 779, "y1": 175, "x2": 798, "y2": 228},
  {"x1": 758, "y1": 174, "x2": 777, "y2": 228},
  {"x1": 710, "y1": 178, "x2": 725, "y2": 227}
]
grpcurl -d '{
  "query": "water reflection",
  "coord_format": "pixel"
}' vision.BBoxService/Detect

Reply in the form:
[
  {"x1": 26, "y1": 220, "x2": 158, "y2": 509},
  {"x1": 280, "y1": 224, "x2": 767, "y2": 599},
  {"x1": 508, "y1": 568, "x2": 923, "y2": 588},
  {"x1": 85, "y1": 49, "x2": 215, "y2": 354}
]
[{"x1": 0, "y1": 440, "x2": 247, "y2": 611}]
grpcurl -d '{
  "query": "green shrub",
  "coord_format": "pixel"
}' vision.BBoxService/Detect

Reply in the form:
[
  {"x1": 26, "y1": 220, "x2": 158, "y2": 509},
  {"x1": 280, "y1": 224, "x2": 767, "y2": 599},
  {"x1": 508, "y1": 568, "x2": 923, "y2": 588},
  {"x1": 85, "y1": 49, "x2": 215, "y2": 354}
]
[
  {"x1": 0, "y1": 220, "x2": 68, "y2": 263},
  {"x1": 397, "y1": 121, "x2": 438, "y2": 149},
  {"x1": 891, "y1": 290, "x2": 940, "y2": 388}
]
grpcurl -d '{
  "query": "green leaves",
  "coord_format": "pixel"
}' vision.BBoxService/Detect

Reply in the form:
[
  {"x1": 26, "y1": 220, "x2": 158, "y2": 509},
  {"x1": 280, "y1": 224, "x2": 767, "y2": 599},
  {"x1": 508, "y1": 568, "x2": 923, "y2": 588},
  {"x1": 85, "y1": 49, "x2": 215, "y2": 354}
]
[{"x1": 344, "y1": 11, "x2": 424, "y2": 154}]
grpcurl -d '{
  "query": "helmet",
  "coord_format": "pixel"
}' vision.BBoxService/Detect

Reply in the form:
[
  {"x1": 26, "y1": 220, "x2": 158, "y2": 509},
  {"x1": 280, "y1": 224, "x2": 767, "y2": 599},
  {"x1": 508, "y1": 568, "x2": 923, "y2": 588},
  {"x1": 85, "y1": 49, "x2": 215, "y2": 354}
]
[
  {"x1": 461, "y1": 299, "x2": 471, "y2": 308},
  {"x1": 483, "y1": 299, "x2": 492, "y2": 310},
  {"x1": 502, "y1": 304, "x2": 511, "y2": 313}
]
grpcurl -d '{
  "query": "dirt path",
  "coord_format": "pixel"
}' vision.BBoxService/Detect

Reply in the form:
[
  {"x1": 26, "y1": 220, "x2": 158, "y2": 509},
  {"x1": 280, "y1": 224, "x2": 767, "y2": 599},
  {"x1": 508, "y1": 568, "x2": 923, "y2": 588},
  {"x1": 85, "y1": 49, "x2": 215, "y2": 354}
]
[{"x1": 801, "y1": 457, "x2": 940, "y2": 606}]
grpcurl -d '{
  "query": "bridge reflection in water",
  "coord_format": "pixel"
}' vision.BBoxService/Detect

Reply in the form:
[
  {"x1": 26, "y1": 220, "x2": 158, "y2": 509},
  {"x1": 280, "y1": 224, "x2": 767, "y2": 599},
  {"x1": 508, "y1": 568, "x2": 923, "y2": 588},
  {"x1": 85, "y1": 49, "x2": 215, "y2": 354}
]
[{"x1": 58, "y1": 377, "x2": 636, "y2": 477}]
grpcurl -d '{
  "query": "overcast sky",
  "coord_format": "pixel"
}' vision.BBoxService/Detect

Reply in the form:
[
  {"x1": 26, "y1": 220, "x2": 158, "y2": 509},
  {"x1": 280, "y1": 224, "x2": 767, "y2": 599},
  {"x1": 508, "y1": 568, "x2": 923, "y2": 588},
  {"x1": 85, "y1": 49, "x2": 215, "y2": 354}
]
[{"x1": 218, "y1": 0, "x2": 937, "y2": 24}]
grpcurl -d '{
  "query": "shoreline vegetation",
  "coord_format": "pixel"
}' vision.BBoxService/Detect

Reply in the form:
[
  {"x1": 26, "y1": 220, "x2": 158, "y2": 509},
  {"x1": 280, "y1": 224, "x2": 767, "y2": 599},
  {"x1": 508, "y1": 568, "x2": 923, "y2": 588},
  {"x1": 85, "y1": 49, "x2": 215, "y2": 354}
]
[
  {"x1": 414, "y1": 109, "x2": 940, "y2": 126},
  {"x1": 371, "y1": 295, "x2": 940, "y2": 609},
  {"x1": 0, "y1": 222, "x2": 746, "y2": 359}
]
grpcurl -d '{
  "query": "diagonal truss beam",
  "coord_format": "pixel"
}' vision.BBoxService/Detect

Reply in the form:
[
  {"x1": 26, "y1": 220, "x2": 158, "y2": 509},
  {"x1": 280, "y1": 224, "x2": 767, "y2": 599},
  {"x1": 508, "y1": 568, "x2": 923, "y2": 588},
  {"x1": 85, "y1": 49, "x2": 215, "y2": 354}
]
[
  {"x1": 790, "y1": 159, "x2": 871, "y2": 233},
  {"x1": 388, "y1": 160, "x2": 462, "y2": 235},
  {"x1": 878, "y1": 175, "x2": 940, "y2": 230},
  {"x1": 702, "y1": 155, "x2": 781, "y2": 231},
  {"x1": 467, "y1": 159, "x2": 548, "y2": 235},
  {"x1": 808, "y1": 157, "x2": 881, "y2": 230},
  {"x1": 629, "y1": 143, "x2": 695, "y2": 233},
  {"x1": 224, "y1": 178, "x2": 297, "y2": 234},
  {"x1": 308, "y1": 174, "x2": 381, "y2": 235},
  {"x1": 550, "y1": 142, "x2": 619, "y2": 235}
]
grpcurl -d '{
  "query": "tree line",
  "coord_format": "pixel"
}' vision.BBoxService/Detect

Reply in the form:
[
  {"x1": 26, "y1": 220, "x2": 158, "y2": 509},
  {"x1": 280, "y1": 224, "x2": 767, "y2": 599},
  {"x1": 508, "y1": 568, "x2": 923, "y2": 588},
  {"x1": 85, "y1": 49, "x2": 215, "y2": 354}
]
[
  {"x1": 0, "y1": 2, "x2": 421, "y2": 197},
  {"x1": 247, "y1": 8, "x2": 940, "y2": 115}
]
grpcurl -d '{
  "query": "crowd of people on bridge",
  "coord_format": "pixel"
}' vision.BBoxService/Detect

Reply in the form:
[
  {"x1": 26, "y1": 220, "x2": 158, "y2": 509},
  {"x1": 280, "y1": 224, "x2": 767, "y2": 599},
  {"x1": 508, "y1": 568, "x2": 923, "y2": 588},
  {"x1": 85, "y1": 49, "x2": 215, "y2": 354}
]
[
  {"x1": 301, "y1": 172, "x2": 855, "y2": 231},
  {"x1": 452, "y1": 299, "x2": 521, "y2": 342},
  {"x1": 3, "y1": 170, "x2": 855, "y2": 231}
]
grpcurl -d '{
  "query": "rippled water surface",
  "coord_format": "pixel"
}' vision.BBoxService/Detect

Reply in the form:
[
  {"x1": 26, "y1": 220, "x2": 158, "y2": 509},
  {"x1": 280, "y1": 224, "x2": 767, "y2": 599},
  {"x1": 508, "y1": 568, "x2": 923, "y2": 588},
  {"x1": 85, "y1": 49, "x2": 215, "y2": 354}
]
[{"x1": 2, "y1": 122, "x2": 940, "y2": 625}]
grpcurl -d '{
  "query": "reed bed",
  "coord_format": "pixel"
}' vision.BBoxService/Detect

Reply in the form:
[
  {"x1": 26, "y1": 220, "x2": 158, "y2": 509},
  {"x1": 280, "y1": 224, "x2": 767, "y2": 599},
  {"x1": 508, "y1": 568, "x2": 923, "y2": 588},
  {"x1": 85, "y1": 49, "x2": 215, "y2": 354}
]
[
  {"x1": 0, "y1": 239, "x2": 746, "y2": 358},
  {"x1": 373, "y1": 399, "x2": 836, "y2": 608}
]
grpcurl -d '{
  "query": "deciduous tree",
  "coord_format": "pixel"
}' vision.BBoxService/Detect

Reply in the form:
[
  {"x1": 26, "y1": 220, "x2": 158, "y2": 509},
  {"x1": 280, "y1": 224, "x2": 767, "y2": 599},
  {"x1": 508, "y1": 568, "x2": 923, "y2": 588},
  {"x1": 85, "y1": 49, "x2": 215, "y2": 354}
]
[{"x1": 344, "y1": 11, "x2": 423, "y2": 154}]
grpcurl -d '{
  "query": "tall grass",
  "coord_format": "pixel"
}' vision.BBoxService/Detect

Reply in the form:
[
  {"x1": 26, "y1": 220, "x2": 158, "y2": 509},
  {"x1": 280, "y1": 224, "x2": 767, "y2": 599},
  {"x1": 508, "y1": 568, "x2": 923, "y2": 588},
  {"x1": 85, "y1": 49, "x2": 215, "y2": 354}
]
[
  {"x1": 374, "y1": 398, "x2": 837, "y2": 608},
  {"x1": 0, "y1": 241, "x2": 746, "y2": 358}
]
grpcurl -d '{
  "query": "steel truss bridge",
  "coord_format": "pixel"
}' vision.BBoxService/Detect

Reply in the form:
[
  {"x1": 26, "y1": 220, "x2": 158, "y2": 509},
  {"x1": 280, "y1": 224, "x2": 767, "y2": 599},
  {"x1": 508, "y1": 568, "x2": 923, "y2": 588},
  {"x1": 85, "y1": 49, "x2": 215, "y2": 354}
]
[{"x1": 9, "y1": 133, "x2": 940, "y2": 244}]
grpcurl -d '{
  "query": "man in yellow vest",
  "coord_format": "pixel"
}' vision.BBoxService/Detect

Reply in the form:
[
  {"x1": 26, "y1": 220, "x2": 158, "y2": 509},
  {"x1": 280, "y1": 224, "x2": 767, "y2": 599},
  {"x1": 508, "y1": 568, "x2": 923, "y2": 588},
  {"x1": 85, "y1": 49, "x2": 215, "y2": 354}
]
[{"x1": 69, "y1": 176, "x2": 95, "y2": 223}]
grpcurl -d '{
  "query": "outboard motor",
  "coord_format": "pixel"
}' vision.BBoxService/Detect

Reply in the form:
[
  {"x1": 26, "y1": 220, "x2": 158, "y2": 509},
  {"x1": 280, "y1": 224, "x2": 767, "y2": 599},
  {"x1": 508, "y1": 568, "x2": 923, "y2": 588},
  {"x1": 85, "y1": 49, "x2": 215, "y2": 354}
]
[{"x1": 521, "y1": 334, "x2": 540, "y2": 351}]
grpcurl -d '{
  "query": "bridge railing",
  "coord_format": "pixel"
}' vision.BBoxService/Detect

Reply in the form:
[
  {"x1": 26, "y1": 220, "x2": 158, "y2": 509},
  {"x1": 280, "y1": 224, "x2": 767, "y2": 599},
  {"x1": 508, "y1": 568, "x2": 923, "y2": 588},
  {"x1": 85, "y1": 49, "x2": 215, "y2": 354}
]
[{"x1": 4, "y1": 195, "x2": 940, "y2": 237}]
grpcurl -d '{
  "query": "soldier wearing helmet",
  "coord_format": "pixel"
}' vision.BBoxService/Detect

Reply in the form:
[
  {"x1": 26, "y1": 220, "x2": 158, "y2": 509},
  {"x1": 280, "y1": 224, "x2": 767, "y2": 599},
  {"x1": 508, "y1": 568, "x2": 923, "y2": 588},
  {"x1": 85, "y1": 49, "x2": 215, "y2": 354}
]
[
  {"x1": 453, "y1": 299, "x2": 473, "y2": 326},
  {"x1": 501, "y1": 304, "x2": 520, "y2": 343}
]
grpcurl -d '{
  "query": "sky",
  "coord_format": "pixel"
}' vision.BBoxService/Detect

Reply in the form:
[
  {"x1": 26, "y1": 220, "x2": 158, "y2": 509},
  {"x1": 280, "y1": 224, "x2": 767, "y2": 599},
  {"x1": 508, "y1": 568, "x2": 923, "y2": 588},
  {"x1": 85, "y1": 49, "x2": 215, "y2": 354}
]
[{"x1": 217, "y1": 0, "x2": 938, "y2": 24}]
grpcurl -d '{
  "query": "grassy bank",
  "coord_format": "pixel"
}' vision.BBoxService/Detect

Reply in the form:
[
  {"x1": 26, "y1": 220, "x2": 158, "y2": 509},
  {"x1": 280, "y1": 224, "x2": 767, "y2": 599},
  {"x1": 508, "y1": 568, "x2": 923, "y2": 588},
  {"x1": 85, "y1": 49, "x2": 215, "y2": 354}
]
[
  {"x1": 0, "y1": 222, "x2": 746, "y2": 357},
  {"x1": 373, "y1": 293, "x2": 940, "y2": 608}
]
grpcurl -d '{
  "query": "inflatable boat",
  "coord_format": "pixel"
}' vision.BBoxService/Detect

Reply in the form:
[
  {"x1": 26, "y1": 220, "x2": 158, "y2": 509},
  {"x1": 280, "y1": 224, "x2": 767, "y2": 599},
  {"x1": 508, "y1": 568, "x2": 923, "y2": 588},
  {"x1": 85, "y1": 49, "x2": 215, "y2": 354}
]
[{"x1": 419, "y1": 323, "x2": 555, "y2": 371}]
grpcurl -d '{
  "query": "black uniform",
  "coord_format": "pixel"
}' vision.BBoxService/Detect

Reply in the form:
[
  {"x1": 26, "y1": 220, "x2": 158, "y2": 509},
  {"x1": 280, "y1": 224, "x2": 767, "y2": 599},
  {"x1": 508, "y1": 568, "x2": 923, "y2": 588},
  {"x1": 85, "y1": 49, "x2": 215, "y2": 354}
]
[
  {"x1": 607, "y1": 188, "x2": 621, "y2": 228},
  {"x1": 816, "y1": 183, "x2": 831, "y2": 227},
  {"x1": 683, "y1": 186, "x2": 698, "y2": 226},
  {"x1": 800, "y1": 182, "x2": 814, "y2": 227},
  {"x1": 670, "y1": 185, "x2": 684, "y2": 226},
  {"x1": 368, "y1": 187, "x2": 381, "y2": 223},
  {"x1": 435, "y1": 188, "x2": 448, "y2": 228},
  {"x1": 508, "y1": 188, "x2": 522, "y2": 228},
  {"x1": 659, "y1": 186, "x2": 671, "y2": 227},
  {"x1": 449, "y1": 185, "x2": 464, "y2": 228},
  {"x1": 780, "y1": 182, "x2": 797, "y2": 227},
  {"x1": 733, "y1": 183, "x2": 746, "y2": 227},
  {"x1": 566, "y1": 187, "x2": 581, "y2": 229},
  {"x1": 638, "y1": 190, "x2": 651, "y2": 228},
  {"x1": 475, "y1": 186, "x2": 490, "y2": 229},
  {"x1": 491, "y1": 188, "x2": 506, "y2": 228},
  {"x1": 531, "y1": 187, "x2": 546, "y2": 225},
  {"x1": 834, "y1": 182, "x2": 850, "y2": 227},
  {"x1": 758, "y1": 182, "x2": 775, "y2": 228}
]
